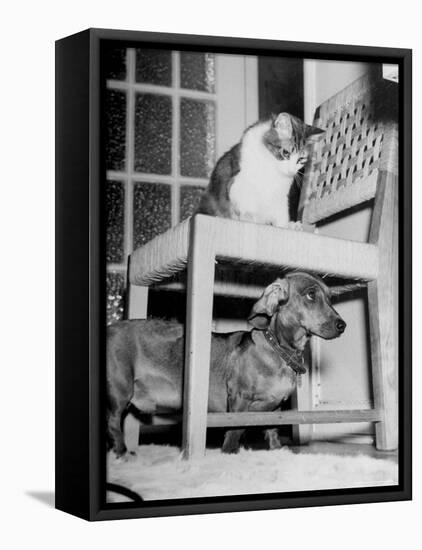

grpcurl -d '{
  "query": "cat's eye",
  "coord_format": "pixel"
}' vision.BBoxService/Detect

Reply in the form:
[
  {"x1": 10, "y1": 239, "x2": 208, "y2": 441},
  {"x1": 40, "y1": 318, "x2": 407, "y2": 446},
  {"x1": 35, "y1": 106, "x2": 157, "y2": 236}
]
[{"x1": 281, "y1": 148, "x2": 291, "y2": 159}]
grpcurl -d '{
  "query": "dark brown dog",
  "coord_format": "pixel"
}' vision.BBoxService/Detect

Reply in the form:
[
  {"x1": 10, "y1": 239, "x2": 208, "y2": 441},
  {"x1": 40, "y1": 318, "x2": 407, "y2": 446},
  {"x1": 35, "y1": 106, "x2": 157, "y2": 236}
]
[{"x1": 107, "y1": 272, "x2": 356, "y2": 457}]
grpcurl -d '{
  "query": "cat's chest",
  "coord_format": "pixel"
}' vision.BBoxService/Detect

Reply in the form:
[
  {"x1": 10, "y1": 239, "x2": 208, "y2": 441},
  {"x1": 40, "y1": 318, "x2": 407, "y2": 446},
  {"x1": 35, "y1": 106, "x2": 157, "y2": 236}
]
[{"x1": 229, "y1": 162, "x2": 291, "y2": 227}]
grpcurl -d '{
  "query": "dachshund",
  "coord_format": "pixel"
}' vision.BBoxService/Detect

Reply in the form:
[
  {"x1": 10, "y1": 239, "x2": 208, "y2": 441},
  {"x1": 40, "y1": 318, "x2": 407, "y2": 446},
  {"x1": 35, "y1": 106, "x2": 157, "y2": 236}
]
[{"x1": 107, "y1": 271, "x2": 360, "y2": 457}]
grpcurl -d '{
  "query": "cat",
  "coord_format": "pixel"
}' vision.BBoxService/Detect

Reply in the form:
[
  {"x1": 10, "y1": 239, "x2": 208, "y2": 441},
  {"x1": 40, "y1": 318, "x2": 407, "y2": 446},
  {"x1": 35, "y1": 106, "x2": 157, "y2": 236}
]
[{"x1": 196, "y1": 112, "x2": 324, "y2": 227}]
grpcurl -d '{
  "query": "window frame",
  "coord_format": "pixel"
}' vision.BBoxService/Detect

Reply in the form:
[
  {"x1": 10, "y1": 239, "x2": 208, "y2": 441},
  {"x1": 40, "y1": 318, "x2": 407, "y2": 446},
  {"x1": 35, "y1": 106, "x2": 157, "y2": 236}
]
[{"x1": 105, "y1": 49, "x2": 258, "y2": 316}]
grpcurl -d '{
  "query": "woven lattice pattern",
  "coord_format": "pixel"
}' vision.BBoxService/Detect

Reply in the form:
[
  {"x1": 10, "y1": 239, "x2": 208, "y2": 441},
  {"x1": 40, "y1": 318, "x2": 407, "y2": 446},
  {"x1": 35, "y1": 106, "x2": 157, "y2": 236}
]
[{"x1": 302, "y1": 75, "x2": 385, "y2": 224}]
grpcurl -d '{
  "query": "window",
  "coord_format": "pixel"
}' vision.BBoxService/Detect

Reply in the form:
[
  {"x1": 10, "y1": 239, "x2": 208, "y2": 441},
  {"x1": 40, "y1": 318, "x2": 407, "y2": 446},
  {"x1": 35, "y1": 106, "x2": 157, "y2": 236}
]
[
  {"x1": 104, "y1": 47, "x2": 258, "y2": 324},
  {"x1": 105, "y1": 48, "x2": 218, "y2": 324}
]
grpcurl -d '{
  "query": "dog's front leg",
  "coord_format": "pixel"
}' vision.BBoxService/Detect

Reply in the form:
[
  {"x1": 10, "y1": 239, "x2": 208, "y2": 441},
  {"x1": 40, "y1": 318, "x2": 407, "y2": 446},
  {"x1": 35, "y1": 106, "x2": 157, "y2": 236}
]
[
  {"x1": 222, "y1": 429, "x2": 245, "y2": 454},
  {"x1": 221, "y1": 391, "x2": 248, "y2": 454},
  {"x1": 264, "y1": 428, "x2": 283, "y2": 450},
  {"x1": 247, "y1": 399, "x2": 284, "y2": 450}
]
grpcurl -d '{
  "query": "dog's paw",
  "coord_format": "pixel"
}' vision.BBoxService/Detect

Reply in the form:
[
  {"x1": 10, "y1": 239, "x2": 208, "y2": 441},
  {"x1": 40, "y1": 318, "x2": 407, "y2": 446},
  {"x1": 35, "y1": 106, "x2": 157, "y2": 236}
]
[
  {"x1": 221, "y1": 444, "x2": 240, "y2": 454},
  {"x1": 221, "y1": 437, "x2": 241, "y2": 454},
  {"x1": 114, "y1": 453, "x2": 129, "y2": 463},
  {"x1": 111, "y1": 449, "x2": 138, "y2": 463},
  {"x1": 265, "y1": 428, "x2": 283, "y2": 450},
  {"x1": 268, "y1": 437, "x2": 283, "y2": 450},
  {"x1": 287, "y1": 221, "x2": 303, "y2": 231}
]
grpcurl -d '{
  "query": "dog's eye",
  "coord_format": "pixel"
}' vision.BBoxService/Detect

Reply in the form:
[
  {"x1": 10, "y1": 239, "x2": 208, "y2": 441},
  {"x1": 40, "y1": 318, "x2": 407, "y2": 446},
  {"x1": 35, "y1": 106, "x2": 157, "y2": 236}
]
[{"x1": 306, "y1": 290, "x2": 316, "y2": 302}]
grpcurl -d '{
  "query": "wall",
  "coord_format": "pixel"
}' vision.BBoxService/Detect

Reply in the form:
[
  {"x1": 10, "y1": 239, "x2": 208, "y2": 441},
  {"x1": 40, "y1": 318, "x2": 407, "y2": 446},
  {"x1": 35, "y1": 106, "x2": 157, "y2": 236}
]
[{"x1": 314, "y1": 60, "x2": 370, "y2": 106}]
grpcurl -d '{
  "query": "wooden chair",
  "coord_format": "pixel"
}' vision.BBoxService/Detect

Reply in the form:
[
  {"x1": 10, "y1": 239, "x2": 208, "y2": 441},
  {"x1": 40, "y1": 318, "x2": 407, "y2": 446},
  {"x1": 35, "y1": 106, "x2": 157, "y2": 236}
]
[{"x1": 126, "y1": 72, "x2": 398, "y2": 459}]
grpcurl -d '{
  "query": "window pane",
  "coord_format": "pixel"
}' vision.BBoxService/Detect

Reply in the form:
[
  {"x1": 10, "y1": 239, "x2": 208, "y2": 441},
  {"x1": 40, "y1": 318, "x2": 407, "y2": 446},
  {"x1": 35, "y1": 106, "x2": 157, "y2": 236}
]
[
  {"x1": 136, "y1": 49, "x2": 172, "y2": 86},
  {"x1": 106, "y1": 181, "x2": 125, "y2": 263},
  {"x1": 105, "y1": 47, "x2": 127, "y2": 80},
  {"x1": 106, "y1": 272, "x2": 126, "y2": 325},
  {"x1": 106, "y1": 90, "x2": 126, "y2": 171},
  {"x1": 180, "y1": 99, "x2": 216, "y2": 178},
  {"x1": 180, "y1": 52, "x2": 215, "y2": 92},
  {"x1": 133, "y1": 182, "x2": 172, "y2": 247},
  {"x1": 180, "y1": 185, "x2": 205, "y2": 220},
  {"x1": 134, "y1": 93, "x2": 172, "y2": 174}
]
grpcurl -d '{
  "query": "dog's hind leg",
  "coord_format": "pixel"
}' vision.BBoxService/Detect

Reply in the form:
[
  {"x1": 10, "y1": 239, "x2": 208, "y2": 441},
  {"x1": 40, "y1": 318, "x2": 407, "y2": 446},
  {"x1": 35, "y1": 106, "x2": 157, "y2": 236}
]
[
  {"x1": 107, "y1": 364, "x2": 134, "y2": 458},
  {"x1": 107, "y1": 394, "x2": 131, "y2": 458},
  {"x1": 107, "y1": 333, "x2": 135, "y2": 458}
]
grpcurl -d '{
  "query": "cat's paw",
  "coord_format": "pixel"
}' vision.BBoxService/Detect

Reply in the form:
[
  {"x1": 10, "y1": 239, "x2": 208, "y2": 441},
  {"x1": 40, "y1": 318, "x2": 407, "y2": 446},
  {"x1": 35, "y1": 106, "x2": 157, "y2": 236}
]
[{"x1": 287, "y1": 221, "x2": 303, "y2": 231}]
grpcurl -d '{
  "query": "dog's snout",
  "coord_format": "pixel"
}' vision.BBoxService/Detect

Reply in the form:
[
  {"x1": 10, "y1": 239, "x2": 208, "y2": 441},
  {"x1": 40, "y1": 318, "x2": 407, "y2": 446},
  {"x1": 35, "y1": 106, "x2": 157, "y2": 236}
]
[{"x1": 336, "y1": 319, "x2": 346, "y2": 334}]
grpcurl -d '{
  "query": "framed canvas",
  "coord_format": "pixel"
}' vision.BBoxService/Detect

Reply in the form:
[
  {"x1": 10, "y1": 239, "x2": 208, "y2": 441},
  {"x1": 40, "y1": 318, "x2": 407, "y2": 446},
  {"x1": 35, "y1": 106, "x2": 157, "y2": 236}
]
[{"x1": 55, "y1": 28, "x2": 412, "y2": 521}]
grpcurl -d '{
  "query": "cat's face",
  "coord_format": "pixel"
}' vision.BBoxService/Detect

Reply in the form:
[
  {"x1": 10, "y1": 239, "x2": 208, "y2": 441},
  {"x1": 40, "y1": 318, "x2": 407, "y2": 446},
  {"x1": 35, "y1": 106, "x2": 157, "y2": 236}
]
[{"x1": 263, "y1": 113, "x2": 324, "y2": 176}]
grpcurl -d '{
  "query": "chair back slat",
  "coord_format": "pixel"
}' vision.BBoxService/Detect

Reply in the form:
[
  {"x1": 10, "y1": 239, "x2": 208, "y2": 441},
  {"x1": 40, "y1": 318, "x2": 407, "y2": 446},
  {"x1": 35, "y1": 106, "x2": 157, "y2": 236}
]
[{"x1": 300, "y1": 73, "x2": 396, "y2": 225}]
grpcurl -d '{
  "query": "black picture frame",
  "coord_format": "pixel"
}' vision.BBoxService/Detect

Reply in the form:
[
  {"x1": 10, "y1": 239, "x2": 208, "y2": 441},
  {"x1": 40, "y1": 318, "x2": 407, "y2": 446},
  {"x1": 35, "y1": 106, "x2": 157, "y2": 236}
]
[{"x1": 55, "y1": 28, "x2": 412, "y2": 521}]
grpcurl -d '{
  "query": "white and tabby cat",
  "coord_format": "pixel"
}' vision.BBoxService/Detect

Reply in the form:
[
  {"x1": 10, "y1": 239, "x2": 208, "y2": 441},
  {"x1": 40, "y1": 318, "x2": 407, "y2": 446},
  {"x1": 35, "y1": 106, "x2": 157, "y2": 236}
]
[{"x1": 196, "y1": 112, "x2": 324, "y2": 227}]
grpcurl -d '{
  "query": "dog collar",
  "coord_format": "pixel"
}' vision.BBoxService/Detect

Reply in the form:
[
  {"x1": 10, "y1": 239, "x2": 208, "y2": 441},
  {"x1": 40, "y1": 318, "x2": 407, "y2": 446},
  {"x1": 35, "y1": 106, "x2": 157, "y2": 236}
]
[{"x1": 263, "y1": 329, "x2": 307, "y2": 375}]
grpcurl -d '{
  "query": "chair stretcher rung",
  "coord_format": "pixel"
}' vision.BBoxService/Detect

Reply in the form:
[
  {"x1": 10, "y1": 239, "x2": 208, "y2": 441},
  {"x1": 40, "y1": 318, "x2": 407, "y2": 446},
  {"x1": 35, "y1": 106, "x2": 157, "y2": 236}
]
[
  {"x1": 207, "y1": 409, "x2": 381, "y2": 428},
  {"x1": 152, "y1": 281, "x2": 265, "y2": 299}
]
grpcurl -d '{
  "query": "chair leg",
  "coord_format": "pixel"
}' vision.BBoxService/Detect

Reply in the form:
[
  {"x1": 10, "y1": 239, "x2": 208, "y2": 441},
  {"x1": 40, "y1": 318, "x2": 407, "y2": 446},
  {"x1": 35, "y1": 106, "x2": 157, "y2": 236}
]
[
  {"x1": 291, "y1": 343, "x2": 314, "y2": 445},
  {"x1": 291, "y1": 375, "x2": 312, "y2": 445},
  {"x1": 368, "y1": 174, "x2": 398, "y2": 451},
  {"x1": 368, "y1": 274, "x2": 398, "y2": 451},
  {"x1": 127, "y1": 284, "x2": 149, "y2": 320},
  {"x1": 125, "y1": 285, "x2": 149, "y2": 451},
  {"x1": 182, "y1": 216, "x2": 216, "y2": 459}
]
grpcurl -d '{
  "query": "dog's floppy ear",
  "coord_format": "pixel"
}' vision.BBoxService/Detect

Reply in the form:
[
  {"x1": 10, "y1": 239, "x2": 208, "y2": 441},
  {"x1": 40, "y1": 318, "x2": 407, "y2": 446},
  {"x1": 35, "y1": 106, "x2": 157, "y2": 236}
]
[{"x1": 248, "y1": 279, "x2": 289, "y2": 329}]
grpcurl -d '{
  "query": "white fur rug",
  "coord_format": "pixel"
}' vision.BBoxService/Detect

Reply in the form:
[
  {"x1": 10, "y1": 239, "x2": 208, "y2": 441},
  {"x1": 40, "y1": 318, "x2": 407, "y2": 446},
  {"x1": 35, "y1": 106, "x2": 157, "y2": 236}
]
[{"x1": 107, "y1": 444, "x2": 398, "y2": 502}]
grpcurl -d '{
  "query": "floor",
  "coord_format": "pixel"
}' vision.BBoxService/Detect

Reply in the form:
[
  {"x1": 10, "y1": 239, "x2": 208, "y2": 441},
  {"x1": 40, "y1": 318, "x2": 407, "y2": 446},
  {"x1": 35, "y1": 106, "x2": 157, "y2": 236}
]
[
  {"x1": 136, "y1": 422, "x2": 398, "y2": 463},
  {"x1": 107, "y1": 438, "x2": 399, "y2": 502},
  {"x1": 289, "y1": 440, "x2": 398, "y2": 463}
]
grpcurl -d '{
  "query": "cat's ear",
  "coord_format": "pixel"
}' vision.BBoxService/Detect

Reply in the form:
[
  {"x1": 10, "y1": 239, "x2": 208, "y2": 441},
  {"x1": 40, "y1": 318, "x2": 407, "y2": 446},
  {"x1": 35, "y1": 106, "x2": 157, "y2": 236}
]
[
  {"x1": 305, "y1": 124, "x2": 325, "y2": 138},
  {"x1": 273, "y1": 113, "x2": 293, "y2": 140}
]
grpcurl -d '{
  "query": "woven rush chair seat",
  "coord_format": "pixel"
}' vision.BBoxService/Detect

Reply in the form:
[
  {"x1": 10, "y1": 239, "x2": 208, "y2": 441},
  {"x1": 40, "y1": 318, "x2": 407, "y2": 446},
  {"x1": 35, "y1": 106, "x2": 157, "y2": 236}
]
[
  {"x1": 129, "y1": 216, "x2": 379, "y2": 290},
  {"x1": 126, "y1": 72, "x2": 398, "y2": 459}
]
